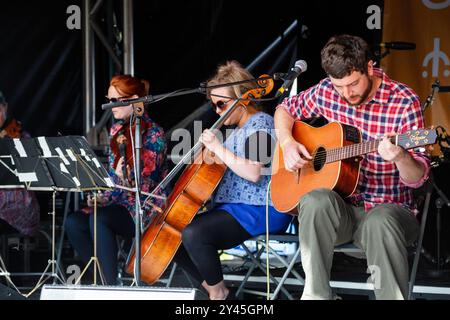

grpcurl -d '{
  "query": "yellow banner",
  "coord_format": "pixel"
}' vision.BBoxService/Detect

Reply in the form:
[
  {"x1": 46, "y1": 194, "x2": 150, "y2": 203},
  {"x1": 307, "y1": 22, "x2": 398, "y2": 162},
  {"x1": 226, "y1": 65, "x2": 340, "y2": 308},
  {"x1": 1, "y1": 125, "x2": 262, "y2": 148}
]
[{"x1": 382, "y1": 0, "x2": 450, "y2": 153}]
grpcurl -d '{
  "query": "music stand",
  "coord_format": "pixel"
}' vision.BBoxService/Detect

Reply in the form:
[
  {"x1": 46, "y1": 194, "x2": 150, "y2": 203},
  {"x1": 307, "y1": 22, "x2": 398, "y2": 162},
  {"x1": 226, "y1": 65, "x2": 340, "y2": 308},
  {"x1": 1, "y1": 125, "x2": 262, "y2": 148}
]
[{"x1": 0, "y1": 135, "x2": 114, "y2": 295}]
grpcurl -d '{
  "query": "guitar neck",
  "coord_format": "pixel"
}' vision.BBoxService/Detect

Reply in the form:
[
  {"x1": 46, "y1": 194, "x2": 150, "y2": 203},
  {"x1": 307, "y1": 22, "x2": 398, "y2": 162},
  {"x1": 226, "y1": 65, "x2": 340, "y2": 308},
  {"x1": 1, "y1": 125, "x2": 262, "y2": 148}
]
[
  {"x1": 325, "y1": 130, "x2": 434, "y2": 163},
  {"x1": 326, "y1": 139, "x2": 381, "y2": 163}
]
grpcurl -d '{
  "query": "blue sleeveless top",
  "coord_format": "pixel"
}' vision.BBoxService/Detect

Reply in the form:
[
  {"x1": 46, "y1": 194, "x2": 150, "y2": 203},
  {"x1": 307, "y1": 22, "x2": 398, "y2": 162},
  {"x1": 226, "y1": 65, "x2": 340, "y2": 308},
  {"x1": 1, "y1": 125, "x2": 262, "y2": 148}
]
[{"x1": 214, "y1": 112, "x2": 292, "y2": 236}]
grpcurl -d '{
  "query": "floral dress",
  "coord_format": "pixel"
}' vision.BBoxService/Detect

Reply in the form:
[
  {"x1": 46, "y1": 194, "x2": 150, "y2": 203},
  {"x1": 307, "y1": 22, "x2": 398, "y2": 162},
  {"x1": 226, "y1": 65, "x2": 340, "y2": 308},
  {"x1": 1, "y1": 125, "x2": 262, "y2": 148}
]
[{"x1": 88, "y1": 112, "x2": 167, "y2": 226}]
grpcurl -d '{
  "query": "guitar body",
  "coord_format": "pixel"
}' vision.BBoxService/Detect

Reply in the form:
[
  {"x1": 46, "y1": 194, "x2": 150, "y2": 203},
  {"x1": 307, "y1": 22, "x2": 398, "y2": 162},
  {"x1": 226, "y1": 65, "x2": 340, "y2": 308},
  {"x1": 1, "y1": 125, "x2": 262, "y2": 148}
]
[{"x1": 271, "y1": 121, "x2": 362, "y2": 214}]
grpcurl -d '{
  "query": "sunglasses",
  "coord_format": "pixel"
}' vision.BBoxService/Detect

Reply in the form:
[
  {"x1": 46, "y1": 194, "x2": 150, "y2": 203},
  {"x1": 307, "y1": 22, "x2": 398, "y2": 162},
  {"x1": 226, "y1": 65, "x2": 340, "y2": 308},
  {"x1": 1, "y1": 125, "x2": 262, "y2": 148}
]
[
  {"x1": 211, "y1": 99, "x2": 232, "y2": 111},
  {"x1": 105, "y1": 95, "x2": 131, "y2": 103}
]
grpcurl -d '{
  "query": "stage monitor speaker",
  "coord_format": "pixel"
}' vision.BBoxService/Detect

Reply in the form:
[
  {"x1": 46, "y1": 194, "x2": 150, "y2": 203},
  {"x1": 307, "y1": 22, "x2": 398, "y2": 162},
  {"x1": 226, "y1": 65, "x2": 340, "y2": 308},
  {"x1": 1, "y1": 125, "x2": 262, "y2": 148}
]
[
  {"x1": 40, "y1": 285, "x2": 206, "y2": 300},
  {"x1": 0, "y1": 283, "x2": 26, "y2": 300}
]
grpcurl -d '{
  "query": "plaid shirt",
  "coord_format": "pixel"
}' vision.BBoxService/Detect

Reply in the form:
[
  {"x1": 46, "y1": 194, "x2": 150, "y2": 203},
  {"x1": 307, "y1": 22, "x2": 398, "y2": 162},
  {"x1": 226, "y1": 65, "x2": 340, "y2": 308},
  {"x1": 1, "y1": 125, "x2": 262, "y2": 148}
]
[{"x1": 280, "y1": 68, "x2": 430, "y2": 214}]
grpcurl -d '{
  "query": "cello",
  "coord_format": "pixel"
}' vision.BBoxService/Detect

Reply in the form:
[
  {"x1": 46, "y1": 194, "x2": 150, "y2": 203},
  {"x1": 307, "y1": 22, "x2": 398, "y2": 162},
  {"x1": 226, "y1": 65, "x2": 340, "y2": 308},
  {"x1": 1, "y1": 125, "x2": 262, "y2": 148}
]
[{"x1": 126, "y1": 75, "x2": 274, "y2": 284}]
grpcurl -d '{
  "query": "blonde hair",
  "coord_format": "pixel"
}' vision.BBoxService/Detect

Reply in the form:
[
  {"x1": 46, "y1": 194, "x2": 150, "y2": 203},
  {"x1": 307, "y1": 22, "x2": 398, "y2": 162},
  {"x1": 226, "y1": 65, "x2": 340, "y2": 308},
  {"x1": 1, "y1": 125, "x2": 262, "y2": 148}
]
[{"x1": 206, "y1": 61, "x2": 257, "y2": 101}]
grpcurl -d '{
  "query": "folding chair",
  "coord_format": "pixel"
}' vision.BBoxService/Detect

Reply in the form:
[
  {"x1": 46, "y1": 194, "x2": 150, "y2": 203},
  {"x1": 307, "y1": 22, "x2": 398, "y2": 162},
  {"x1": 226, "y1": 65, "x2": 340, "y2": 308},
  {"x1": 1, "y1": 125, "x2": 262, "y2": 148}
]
[
  {"x1": 233, "y1": 231, "x2": 304, "y2": 300},
  {"x1": 162, "y1": 262, "x2": 196, "y2": 288}
]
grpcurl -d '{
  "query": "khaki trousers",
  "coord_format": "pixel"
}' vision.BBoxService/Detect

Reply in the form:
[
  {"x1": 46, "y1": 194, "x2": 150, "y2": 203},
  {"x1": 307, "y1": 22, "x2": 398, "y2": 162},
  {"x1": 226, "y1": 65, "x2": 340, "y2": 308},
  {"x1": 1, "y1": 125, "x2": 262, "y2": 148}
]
[{"x1": 297, "y1": 189, "x2": 419, "y2": 300}]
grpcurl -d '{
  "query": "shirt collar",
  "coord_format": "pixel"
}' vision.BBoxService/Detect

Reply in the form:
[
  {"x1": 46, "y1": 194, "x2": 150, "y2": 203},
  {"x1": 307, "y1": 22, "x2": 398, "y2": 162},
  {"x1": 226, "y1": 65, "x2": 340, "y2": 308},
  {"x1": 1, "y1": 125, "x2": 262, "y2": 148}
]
[{"x1": 368, "y1": 68, "x2": 391, "y2": 105}]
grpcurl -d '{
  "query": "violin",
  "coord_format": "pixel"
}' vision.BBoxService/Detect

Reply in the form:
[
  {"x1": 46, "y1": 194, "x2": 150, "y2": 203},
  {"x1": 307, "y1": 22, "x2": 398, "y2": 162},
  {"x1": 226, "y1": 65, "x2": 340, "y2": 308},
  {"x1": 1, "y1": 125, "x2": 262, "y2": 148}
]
[
  {"x1": 0, "y1": 118, "x2": 22, "y2": 139},
  {"x1": 110, "y1": 118, "x2": 149, "y2": 185}
]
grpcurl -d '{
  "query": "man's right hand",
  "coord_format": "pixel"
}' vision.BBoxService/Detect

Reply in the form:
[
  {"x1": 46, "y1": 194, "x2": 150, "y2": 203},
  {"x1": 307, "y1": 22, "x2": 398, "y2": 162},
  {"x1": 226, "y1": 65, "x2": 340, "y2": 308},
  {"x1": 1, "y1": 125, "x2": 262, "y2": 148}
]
[{"x1": 281, "y1": 138, "x2": 313, "y2": 172}]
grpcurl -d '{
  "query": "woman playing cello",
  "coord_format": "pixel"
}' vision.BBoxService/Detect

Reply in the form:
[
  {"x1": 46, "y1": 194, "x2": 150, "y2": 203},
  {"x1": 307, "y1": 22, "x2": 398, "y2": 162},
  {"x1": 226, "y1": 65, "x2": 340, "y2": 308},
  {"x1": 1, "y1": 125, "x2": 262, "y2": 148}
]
[{"x1": 173, "y1": 61, "x2": 291, "y2": 300}]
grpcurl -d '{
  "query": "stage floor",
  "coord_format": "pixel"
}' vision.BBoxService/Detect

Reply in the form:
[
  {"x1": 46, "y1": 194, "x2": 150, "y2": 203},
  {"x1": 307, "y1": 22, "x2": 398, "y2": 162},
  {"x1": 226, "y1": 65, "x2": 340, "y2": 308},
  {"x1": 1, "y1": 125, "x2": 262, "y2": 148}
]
[{"x1": 2, "y1": 250, "x2": 450, "y2": 300}]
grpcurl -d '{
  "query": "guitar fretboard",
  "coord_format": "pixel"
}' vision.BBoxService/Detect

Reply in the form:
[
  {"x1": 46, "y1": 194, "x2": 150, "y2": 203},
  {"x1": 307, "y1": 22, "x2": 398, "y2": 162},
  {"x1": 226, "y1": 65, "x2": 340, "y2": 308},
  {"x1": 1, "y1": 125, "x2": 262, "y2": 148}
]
[
  {"x1": 325, "y1": 139, "x2": 382, "y2": 163},
  {"x1": 322, "y1": 134, "x2": 423, "y2": 163}
]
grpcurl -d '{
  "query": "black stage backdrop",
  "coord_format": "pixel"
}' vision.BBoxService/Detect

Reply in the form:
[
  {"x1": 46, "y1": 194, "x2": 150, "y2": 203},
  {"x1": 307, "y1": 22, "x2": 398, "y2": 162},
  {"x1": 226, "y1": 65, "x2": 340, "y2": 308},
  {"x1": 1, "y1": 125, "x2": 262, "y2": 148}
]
[
  {"x1": 0, "y1": 0, "x2": 382, "y2": 137},
  {"x1": 0, "y1": 0, "x2": 83, "y2": 137}
]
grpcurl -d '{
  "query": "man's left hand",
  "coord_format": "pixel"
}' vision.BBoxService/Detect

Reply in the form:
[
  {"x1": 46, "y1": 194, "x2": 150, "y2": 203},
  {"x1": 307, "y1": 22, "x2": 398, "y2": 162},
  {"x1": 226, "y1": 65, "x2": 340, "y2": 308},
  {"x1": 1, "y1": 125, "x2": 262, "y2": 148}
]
[{"x1": 378, "y1": 132, "x2": 408, "y2": 163}]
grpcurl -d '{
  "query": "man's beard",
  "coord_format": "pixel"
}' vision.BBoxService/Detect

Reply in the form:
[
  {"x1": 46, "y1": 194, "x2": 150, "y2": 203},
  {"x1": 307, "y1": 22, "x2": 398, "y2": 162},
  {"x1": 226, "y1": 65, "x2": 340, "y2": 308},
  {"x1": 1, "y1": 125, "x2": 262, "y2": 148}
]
[{"x1": 343, "y1": 78, "x2": 373, "y2": 106}]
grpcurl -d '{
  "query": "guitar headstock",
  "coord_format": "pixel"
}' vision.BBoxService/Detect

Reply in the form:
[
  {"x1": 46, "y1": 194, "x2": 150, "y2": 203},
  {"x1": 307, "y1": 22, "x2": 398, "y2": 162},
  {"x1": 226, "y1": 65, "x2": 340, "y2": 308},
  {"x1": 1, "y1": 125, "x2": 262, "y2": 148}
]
[{"x1": 398, "y1": 128, "x2": 438, "y2": 149}]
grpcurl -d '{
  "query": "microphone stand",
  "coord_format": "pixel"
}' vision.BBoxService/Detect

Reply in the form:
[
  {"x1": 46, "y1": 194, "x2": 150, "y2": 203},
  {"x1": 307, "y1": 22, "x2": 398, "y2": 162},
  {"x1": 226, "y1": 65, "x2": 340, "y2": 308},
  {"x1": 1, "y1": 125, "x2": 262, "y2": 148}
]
[
  {"x1": 422, "y1": 80, "x2": 440, "y2": 113},
  {"x1": 430, "y1": 131, "x2": 450, "y2": 277},
  {"x1": 420, "y1": 81, "x2": 450, "y2": 278},
  {"x1": 433, "y1": 183, "x2": 450, "y2": 276},
  {"x1": 109, "y1": 101, "x2": 148, "y2": 286},
  {"x1": 132, "y1": 107, "x2": 143, "y2": 285},
  {"x1": 101, "y1": 88, "x2": 204, "y2": 110},
  {"x1": 101, "y1": 76, "x2": 279, "y2": 111}
]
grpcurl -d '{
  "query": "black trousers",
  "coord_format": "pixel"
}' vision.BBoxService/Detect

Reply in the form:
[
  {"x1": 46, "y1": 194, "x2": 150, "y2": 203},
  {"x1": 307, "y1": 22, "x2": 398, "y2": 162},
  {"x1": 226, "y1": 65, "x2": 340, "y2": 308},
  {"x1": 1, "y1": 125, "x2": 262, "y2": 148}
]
[
  {"x1": 65, "y1": 205, "x2": 135, "y2": 285},
  {"x1": 173, "y1": 209, "x2": 251, "y2": 286}
]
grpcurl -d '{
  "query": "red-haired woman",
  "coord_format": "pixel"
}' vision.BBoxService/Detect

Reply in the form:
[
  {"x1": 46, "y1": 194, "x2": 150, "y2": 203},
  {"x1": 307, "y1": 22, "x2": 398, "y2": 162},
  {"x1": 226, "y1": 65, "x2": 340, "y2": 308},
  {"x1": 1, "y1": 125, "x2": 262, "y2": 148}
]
[{"x1": 65, "y1": 75, "x2": 167, "y2": 285}]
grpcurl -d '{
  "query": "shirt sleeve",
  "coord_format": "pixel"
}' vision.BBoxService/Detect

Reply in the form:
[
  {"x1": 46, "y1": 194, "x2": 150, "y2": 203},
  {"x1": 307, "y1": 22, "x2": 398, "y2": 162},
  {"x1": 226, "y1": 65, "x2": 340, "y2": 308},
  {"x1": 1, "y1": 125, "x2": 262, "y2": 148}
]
[
  {"x1": 398, "y1": 99, "x2": 431, "y2": 188},
  {"x1": 141, "y1": 125, "x2": 167, "y2": 184},
  {"x1": 277, "y1": 80, "x2": 326, "y2": 120}
]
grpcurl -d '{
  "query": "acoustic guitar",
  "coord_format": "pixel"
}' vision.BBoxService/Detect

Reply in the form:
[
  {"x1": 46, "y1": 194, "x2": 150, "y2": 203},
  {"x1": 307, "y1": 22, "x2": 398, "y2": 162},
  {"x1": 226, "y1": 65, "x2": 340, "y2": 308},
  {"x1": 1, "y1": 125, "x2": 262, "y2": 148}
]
[{"x1": 271, "y1": 121, "x2": 437, "y2": 213}]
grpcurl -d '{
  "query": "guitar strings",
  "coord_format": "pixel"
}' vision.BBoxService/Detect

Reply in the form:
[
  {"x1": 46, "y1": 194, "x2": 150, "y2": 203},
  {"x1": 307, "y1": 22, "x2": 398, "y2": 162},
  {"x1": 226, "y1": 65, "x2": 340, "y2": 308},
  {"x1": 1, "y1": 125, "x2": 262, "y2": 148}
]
[{"x1": 302, "y1": 136, "x2": 420, "y2": 164}]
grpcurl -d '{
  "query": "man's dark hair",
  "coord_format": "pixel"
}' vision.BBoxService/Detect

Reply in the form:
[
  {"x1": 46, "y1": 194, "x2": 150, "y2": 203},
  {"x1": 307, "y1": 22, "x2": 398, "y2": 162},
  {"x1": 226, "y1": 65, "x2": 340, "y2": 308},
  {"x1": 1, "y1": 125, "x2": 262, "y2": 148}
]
[{"x1": 321, "y1": 34, "x2": 372, "y2": 79}]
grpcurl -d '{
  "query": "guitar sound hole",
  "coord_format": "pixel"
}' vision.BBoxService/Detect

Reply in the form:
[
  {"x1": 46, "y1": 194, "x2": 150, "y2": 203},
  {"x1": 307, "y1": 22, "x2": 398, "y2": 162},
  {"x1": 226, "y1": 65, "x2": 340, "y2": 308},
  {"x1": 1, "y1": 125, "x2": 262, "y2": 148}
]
[{"x1": 313, "y1": 147, "x2": 326, "y2": 171}]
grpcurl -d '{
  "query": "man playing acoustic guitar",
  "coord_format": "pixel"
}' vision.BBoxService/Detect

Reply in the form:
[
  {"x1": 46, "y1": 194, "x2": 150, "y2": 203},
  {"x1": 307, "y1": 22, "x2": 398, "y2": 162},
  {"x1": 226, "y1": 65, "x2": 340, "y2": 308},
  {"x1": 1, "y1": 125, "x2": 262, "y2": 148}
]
[{"x1": 274, "y1": 34, "x2": 430, "y2": 300}]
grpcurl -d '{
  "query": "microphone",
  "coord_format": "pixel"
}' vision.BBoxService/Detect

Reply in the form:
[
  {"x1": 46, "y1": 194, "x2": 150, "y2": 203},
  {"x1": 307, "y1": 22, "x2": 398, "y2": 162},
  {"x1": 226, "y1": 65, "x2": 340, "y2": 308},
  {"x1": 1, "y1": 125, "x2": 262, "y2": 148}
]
[
  {"x1": 431, "y1": 81, "x2": 450, "y2": 93},
  {"x1": 101, "y1": 95, "x2": 154, "y2": 110},
  {"x1": 439, "y1": 86, "x2": 450, "y2": 93},
  {"x1": 433, "y1": 83, "x2": 450, "y2": 93},
  {"x1": 275, "y1": 60, "x2": 308, "y2": 97},
  {"x1": 380, "y1": 42, "x2": 416, "y2": 50},
  {"x1": 102, "y1": 99, "x2": 134, "y2": 110}
]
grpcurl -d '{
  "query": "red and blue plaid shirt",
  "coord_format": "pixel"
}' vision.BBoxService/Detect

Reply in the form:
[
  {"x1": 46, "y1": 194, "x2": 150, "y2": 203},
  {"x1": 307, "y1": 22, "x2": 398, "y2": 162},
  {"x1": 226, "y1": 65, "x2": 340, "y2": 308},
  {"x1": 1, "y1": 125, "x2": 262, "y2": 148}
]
[{"x1": 280, "y1": 68, "x2": 430, "y2": 214}]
